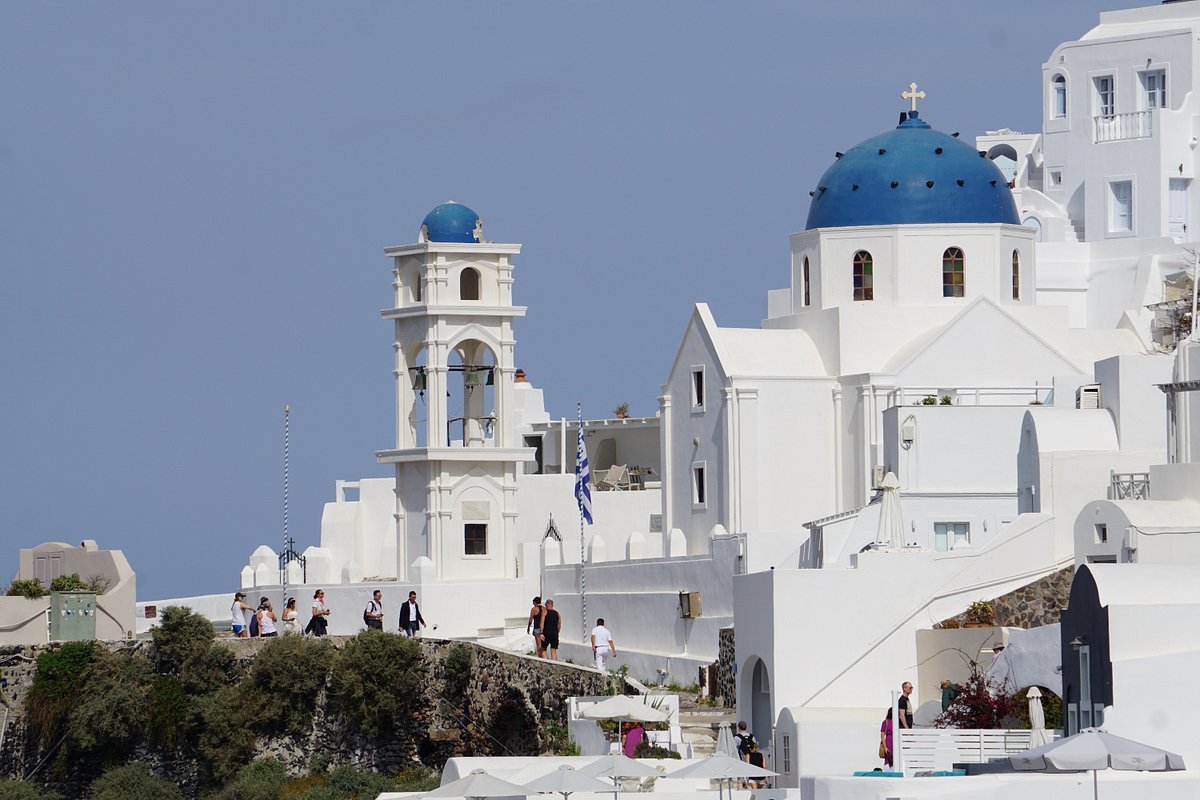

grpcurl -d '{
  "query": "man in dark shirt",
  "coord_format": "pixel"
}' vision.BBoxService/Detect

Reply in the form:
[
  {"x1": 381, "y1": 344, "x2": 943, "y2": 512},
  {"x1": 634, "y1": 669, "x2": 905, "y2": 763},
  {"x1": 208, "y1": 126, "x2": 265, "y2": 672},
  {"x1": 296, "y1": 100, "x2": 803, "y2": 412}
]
[
  {"x1": 898, "y1": 681, "x2": 915, "y2": 729},
  {"x1": 542, "y1": 599, "x2": 562, "y2": 661}
]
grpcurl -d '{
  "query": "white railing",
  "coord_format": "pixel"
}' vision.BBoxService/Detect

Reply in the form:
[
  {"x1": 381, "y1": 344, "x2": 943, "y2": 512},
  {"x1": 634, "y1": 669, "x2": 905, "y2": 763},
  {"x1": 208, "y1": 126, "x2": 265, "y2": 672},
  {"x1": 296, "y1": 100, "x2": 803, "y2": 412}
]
[
  {"x1": 1094, "y1": 110, "x2": 1153, "y2": 143},
  {"x1": 898, "y1": 728, "x2": 1062, "y2": 773},
  {"x1": 885, "y1": 386, "x2": 1050, "y2": 408},
  {"x1": 1110, "y1": 471, "x2": 1150, "y2": 500}
]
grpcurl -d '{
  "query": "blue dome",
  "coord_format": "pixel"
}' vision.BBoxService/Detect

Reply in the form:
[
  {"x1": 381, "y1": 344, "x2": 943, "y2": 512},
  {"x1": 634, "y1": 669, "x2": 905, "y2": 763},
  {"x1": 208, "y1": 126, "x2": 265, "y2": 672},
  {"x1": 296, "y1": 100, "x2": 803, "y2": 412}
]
[
  {"x1": 421, "y1": 201, "x2": 481, "y2": 243},
  {"x1": 804, "y1": 113, "x2": 1019, "y2": 230}
]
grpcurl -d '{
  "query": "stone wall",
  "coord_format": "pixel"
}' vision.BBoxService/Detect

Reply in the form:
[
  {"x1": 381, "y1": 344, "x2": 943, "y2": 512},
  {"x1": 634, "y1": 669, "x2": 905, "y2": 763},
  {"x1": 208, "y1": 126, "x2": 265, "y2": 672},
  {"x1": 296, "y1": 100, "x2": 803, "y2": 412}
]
[
  {"x1": 0, "y1": 637, "x2": 606, "y2": 799},
  {"x1": 936, "y1": 567, "x2": 1075, "y2": 629},
  {"x1": 715, "y1": 626, "x2": 735, "y2": 708}
]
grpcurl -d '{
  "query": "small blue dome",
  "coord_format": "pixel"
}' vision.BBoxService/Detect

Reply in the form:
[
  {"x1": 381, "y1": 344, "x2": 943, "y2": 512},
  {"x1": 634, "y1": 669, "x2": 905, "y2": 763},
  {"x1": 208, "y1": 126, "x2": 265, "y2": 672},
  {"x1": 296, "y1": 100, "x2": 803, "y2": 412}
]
[
  {"x1": 421, "y1": 201, "x2": 481, "y2": 243},
  {"x1": 805, "y1": 113, "x2": 1019, "y2": 230}
]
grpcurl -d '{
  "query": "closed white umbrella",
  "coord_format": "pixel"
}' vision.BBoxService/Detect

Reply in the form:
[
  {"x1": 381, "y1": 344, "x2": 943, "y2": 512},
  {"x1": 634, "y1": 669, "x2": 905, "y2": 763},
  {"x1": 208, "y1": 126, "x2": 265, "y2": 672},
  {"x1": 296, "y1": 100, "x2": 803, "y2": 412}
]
[
  {"x1": 422, "y1": 769, "x2": 530, "y2": 800},
  {"x1": 1011, "y1": 727, "x2": 1185, "y2": 800},
  {"x1": 715, "y1": 722, "x2": 737, "y2": 760},
  {"x1": 1027, "y1": 687, "x2": 1050, "y2": 747},
  {"x1": 524, "y1": 765, "x2": 615, "y2": 800},
  {"x1": 873, "y1": 472, "x2": 905, "y2": 549}
]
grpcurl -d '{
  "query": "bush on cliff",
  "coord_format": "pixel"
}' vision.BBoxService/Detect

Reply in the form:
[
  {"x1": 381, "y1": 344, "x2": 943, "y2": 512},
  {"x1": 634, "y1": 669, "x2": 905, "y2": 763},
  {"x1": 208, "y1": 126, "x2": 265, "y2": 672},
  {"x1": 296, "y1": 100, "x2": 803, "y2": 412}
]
[
  {"x1": 330, "y1": 630, "x2": 424, "y2": 738},
  {"x1": 24, "y1": 641, "x2": 96, "y2": 745},
  {"x1": 90, "y1": 765, "x2": 184, "y2": 800},
  {"x1": 152, "y1": 605, "x2": 237, "y2": 693},
  {"x1": 0, "y1": 779, "x2": 62, "y2": 800},
  {"x1": 68, "y1": 648, "x2": 152, "y2": 753},
  {"x1": 214, "y1": 758, "x2": 290, "y2": 800},
  {"x1": 243, "y1": 634, "x2": 332, "y2": 736},
  {"x1": 444, "y1": 643, "x2": 473, "y2": 696}
]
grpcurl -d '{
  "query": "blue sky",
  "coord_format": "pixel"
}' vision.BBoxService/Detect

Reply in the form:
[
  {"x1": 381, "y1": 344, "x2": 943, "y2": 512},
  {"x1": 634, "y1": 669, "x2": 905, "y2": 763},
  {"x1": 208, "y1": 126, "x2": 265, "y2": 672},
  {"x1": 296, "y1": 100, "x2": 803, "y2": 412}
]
[{"x1": 0, "y1": 1, "x2": 1135, "y2": 598}]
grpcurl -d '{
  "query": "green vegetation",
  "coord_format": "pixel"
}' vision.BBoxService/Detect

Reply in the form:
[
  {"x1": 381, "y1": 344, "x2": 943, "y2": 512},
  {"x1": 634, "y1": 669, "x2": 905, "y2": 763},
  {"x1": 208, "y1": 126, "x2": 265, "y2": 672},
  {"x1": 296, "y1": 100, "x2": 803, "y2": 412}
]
[
  {"x1": 5, "y1": 578, "x2": 47, "y2": 598},
  {"x1": 48, "y1": 573, "x2": 88, "y2": 592},
  {"x1": 444, "y1": 643, "x2": 473, "y2": 695},
  {"x1": 24, "y1": 641, "x2": 97, "y2": 745},
  {"x1": 90, "y1": 765, "x2": 185, "y2": 800},
  {"x1": 68, "y1": 648, "x2": 152, "y2": 754},
  {"x1": 330, "y1": 630, "x2": 424, "y2": 737},
  {"x1": 540, "y1": 719, "x2": 580, "y2": 756},
  {"x1": 0, "y1": 780, "x2": 62, "y2": 800},
  {"x1": 242, "y1": 634, "x2": 332, "y2": 736},
  {"x1": 211, "y1": 760, "x2": 439, "y2": 800}
]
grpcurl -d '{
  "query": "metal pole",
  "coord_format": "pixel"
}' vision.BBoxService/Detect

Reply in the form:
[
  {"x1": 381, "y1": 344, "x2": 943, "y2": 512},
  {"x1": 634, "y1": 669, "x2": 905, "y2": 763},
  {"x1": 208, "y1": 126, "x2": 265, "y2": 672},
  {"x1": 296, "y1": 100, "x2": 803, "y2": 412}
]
[
  {"x1": 1191, "y1": 248, "x2": 1199, "y2": 341},
  {"x1": 282, "y1": 404, "x2": 290, "y2": 596}
]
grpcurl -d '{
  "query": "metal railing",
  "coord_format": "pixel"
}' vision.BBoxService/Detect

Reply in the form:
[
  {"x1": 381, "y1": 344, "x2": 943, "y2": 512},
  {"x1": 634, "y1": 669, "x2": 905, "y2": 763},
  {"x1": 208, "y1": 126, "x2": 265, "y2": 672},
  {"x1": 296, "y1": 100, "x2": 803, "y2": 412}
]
[
  {"x1": 1110, "y1": 471, "x2": 1150, "y2": 501},
  {"x1": 886, "y1": 386, "x2": 1050, "y2": 408},
  {"x1": 1094, "y1": 110, "x2": 1153, "y2": 143}
]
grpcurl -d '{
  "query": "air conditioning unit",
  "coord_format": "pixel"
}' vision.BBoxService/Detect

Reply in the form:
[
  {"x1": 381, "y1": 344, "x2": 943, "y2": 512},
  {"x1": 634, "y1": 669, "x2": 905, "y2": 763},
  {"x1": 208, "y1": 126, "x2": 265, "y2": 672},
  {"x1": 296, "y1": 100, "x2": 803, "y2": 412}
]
[
  {"x1": 1076, "y1": 384, "x2": 1100, "y2": 409},
  {"x1": 872, "y1": 465, "x2": 886, "y2": 489},
  {"x1": 679, "y1": 591, "x2": 702, "y2": 619}
]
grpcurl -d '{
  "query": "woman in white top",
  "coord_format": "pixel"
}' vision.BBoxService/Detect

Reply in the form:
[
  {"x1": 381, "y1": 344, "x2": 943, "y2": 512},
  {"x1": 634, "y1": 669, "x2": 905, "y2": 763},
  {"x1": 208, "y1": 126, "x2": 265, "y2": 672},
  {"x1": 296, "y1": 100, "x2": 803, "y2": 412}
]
[
  {"x1": 307, "y1": 589, "x2": 330, "y2": 636},
  {"x1": 281, "y1": 597, "x2": 298, "y2": 632},
  {"x1": 258, "y1": 598, "x2": 278, "y2": 638}
]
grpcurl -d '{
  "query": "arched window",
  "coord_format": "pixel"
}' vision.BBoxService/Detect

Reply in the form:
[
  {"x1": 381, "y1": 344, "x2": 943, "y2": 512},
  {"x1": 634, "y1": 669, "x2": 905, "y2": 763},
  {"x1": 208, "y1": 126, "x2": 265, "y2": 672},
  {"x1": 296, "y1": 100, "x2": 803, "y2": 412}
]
[
  {"x1": 802, "y1": 257, "x2": 811, "y2": 306},
  {"x1": 411, "y1": 272, "x2": 422, "y2": 303},
  {"x1": 1052, "y1": 74, "x2": 1066, "y2": 118},
  {"x1": 942, "y1": 247, "x2": 965, "y2": 298},
  {"x1": 460, "y1": 267, "x2": 480, "y2": 300},
  {"x1": 852, "y1": 251, "x2": 873, "y2": 301},
  {"x1": 1012, "y1": 251, "x2": 1021, "y2": 300}
]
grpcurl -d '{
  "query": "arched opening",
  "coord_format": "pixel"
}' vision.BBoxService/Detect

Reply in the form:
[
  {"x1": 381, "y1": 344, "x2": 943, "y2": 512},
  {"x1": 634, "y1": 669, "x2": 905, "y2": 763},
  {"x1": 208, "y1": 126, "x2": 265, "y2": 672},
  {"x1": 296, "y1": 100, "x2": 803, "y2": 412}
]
[
  {"x1": 852, "y1": 251, "x2": 873, "y2": 301},
  {"x1": 750, "y1": 659, "x2": 773, "y2": 746},
  {"x1": 1012, "y1": 250, "x2": 1021, "y2": 300},
  {"x1": 942, "y1": 247, "x2": 964, "y2": 298},
  {"x1": 1022, "y1": 216, "x2": 1043, "y2": 242},
  {"x1": 1051, "y1": 74, "x2": 1066, "y2": 119},
  {"x1": 460, "y1": 267, "x2": 481, "y2": 301},
  {"x1": 987, "y1": 144, "x2": 1019, "y2": 188},
  {"x1": 407, "y1": 346, "x2": 429, "y2": 448},
  {"x1": 448, "y1": 338, "x2": 497, "y2": 447},
  {"x1": 802, "y1": 257, "x2": 811, "y2": 307},
  {"x1": 489, "y1": 689, "x2": 539, "y2": 756},
  {"x1": 411, "y1": 272, "x2": 422, "y2": 303}
]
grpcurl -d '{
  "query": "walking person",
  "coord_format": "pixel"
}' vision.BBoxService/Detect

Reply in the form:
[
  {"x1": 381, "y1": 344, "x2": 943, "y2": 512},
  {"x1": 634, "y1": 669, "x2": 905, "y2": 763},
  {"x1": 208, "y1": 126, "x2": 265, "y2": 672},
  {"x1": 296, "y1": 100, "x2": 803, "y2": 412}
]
[
  {"x1": 898, "y1": 681, "x2": 915, "y2": 729},
  {"x1": 258, "y1": 598, "x2": 278, "y2": 638},
  {"x1": 527, "y1": 596, "x2": 545, "y2": 657},
  {"x1": 590, "y1": 618, "x2": 616, "y2": 671},
  {"x1": 542, "y1": 599, "x2": 561, "y2": 661},
  {"x1": 880, "y1": 708, "x2": 894, "y2": 768},
  {"x1": 363, "y1": 590, "x2": 384, "y2": 630},
  {"x1": 281, "y1": 597, "x2": 298, "y2": 633},
  {"x1": 306, "y1": 589, "x2": 330, "y2": 636},
  {"x1": 398, "y1": 590, "x2": 425, "y2": 637},
  {"x1": 230, "y1": 592, "x2": 254, "y2": 638},
  {"x1": 747, "y1": 741, "x2": 768, "y2": 788}
]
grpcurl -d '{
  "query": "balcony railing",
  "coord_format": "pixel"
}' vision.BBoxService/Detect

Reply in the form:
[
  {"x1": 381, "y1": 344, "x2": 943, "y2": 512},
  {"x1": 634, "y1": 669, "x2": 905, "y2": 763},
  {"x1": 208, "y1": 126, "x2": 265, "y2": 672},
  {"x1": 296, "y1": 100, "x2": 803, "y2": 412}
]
[
  {"x1": 897, "y1": 728, "x2": 1062, "y2": 774},
  {"x1": 1094, "y1": 110, "x2": 1153, "y2": 143},
  {"x1": 1110, "y1": 471, "x2": 1150, "y2": 501}
]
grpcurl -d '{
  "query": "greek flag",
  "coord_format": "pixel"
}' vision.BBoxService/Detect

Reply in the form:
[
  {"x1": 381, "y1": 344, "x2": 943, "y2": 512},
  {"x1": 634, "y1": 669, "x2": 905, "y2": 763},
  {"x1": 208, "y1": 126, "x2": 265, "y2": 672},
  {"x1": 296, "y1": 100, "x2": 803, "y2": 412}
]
[{"x1": 575, "y1": 402, "x2": 593, "y2": 524}]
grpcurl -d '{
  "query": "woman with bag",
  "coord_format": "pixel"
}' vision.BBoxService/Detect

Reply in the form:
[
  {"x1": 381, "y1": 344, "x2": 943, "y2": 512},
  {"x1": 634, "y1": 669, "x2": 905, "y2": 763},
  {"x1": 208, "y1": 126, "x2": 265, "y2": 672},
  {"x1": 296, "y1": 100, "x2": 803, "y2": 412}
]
[
  {"x1": 879, "y1": 708, "x2": 894, "y2": 768},
  {"x1": 305, "y1": 589, "x2": 330, "y2": 636}
]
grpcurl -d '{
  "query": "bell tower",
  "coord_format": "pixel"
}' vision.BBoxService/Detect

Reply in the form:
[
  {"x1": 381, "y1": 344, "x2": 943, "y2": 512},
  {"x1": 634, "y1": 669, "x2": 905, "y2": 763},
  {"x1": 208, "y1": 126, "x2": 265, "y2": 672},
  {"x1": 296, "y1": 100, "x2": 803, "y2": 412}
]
[{"x1": 376, "y1": 202, "x2": 530, "y2": 581}]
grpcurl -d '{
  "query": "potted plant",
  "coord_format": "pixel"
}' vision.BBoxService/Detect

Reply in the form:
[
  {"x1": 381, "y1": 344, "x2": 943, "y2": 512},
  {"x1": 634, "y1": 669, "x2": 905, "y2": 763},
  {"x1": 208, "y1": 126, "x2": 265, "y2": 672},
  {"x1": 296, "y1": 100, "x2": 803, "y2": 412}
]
[
  {"x1": 614, "y1": 402, "x2": 630, "y2": 419},
  {"x1": 964, "y1": 600, "x2": 995, "y2": 627},
  {"x1": 920, "y1": 395, "x2": 937, "y2": 406}
]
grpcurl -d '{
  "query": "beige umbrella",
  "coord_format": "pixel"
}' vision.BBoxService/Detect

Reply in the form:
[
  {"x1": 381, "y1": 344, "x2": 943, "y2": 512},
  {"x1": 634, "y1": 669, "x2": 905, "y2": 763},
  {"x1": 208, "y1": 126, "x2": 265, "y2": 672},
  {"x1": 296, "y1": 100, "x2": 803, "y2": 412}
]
[
  {"x1": 1027, "y1": 687, "x2": 1051, "y2": 747},
  {"x1": 579, "y1": 753, "x2": 663, "y2": 800},
  {"x1": 580, "y1": 695, "x2": 670, "y2": 754},
  {"x1": 666, "y1": 753, "x2": 778, "y2": 800},
  {"x1": 1011, "y1": 728, "x2": 1185, "y2": 800}
]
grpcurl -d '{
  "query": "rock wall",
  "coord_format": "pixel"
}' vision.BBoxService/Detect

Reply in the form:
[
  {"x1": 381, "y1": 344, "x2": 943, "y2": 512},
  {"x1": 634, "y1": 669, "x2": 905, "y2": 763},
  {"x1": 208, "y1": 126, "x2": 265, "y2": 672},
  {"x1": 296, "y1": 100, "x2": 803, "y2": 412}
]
[
  {"x1": 715, "y1": 626, "x2": 734, "y2": 708},
  {"x1": 0, "y1": 638, "x2": 606, "y2": 799},
  {"x1": 936, "y1": 567, "x2": 1075, "y2": 630}
]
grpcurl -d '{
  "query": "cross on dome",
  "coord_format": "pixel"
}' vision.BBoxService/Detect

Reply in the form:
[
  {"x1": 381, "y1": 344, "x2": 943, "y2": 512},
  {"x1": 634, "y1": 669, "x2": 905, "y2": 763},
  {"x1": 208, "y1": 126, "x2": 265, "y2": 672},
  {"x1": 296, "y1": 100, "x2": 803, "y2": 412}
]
[{"x1": 901, "y1": 82, "x2": 926, "y2": 113}]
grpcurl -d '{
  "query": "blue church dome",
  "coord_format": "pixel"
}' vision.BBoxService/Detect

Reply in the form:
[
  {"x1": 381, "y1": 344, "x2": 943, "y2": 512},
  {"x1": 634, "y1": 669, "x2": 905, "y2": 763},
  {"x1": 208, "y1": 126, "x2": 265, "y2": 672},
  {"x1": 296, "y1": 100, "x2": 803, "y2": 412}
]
[
  {"x1": 421, "y1": 201, "x2": 482, "y2": 243},
  {"x1": 804, "y1": 112, "x2": 1019, "y2": 230}
]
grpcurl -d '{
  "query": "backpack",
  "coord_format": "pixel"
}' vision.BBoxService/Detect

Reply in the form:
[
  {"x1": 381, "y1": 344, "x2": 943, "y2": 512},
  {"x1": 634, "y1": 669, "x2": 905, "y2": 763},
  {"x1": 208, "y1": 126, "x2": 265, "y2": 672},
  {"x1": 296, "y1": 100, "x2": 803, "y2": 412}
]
[{"x1": 248, "y1": 610, "x2": 260, "y2": 637}]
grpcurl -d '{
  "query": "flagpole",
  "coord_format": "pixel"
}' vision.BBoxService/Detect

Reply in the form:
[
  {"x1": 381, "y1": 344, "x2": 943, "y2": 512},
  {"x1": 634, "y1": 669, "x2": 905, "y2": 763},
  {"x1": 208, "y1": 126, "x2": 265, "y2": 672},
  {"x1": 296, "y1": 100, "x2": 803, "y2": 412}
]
[
  {"x1": 575, "y1": 400, "x2": 592, "y2": 643},
  {"x1": 282, "y1": 404, "x2": 290, "y2": 598}
]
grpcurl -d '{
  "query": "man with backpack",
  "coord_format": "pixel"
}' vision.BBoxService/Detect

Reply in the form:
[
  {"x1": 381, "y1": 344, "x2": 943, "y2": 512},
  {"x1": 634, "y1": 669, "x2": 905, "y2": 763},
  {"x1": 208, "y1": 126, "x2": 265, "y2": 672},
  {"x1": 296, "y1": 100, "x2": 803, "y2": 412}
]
[{"x1": 363, "y1": 590, "x2": 384, "y2": 630}]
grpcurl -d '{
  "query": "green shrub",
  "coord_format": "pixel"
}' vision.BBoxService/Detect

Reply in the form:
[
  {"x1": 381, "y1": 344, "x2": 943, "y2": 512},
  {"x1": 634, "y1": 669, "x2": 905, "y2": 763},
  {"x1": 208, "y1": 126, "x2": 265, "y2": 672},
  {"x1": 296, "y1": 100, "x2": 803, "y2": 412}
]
[
  {"x1": 289, "y1": 788, "x2": 339, "y2": 800},
  {"x1": 242, "y1": 635, "x2": 331, "y2": 736},
  {"x1": 68, "y1": 648, "x2": 152, "y2": 753},
  {"x1": 148, "y1": 675, "x2": 194, "y2": 748},
  {"x1": 216, "y1": 759, "x2": 290, "y2": 800},
  {"x1": 24, "y1": 641, "x2": 96, "y2": 745},
  {"x1": 48, "y1": 573, "x2": 89, "y2": 592},
  {"x1": 330, "y1": 630, "x2": 424, "y2": 738},
  {"x1": 153, "y1": 606, "x2": 237, "y2": 694},
  {"x1": 91, "y1": 765, "x2": 184, "y2": 800},
  {"x1": 634, "y1": 741, "x2": 680, "y2": 759},
  {"x1": 5, "y1": 578, "x2": 46, "y2": 598},
  {"x1": 444, "y1": 643, "x2": 473, "y2": 695},
  {"x1": 392, "y1": 767, "x2": 441, "y2": 793},
  {"x1": 198, "y1": 685, "x2": 254, "y2": 784},
  {"x1": 0, "y1": 779, "x2": 63, "y2": 800},
  {"x1": 540, "y1": 719, "x2": 579, "y2": 756},
  {"x1": 326, "y1": 765, "x2": 398, "y2": 798}
]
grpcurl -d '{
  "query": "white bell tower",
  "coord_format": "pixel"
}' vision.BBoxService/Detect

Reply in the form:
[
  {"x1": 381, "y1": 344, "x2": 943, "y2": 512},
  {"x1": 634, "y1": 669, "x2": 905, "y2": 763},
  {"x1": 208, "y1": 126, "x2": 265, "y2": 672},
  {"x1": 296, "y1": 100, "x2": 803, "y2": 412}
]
[{"x1": 376, "y1": 202, "x2": 531, "y2": 581}]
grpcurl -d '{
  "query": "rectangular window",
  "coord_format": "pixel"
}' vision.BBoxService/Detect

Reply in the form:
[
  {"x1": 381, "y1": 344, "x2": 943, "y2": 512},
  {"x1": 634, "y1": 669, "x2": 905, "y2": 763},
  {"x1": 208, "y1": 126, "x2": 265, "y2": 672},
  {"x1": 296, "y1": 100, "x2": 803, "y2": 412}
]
[
  {"x1": 692, "y1": 463, "x2": 707, "y2": 506},
  {"x1": 691, "y1": 368, "x2": 705, "y2": 410},
  {"x1": 1053, "y1": 80, "x2": 1066, "y2": 118},
  {"x1": 1094, "y1": 75, "x2": 1114, "y2": 118},
  {"x1": 934, "y1": 522, "x2": 970, "y2": 551},
  {"x1": 1095, "y1": 523, "x2": 1108, "y2": 544},
  {"x1": 464, "y1": 523, "x2": 487, "y2": 556},
  {"x1": 1142, "y1": 69, "x2": 1166, "y2": 109},
  {"x1": 1049, "y1": 170, "x2": 1062, "y2": 187},
  {"x1": 1109, "y1": 180, "x2": 1133, "y2": 233},
  {"x1": 1079, "y1": 646, "x2": 1092, "y2": 728},
  {"x1": 782, "y1": 734, "x2": 792, "y2": 774},
  {"x1": 802, "y1": 259, "x2": 811, "y2": 307}
]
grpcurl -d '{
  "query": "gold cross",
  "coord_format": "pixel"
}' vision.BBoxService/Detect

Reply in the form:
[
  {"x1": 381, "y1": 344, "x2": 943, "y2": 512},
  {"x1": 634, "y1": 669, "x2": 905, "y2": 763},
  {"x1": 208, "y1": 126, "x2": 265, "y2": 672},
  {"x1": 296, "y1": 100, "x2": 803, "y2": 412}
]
[{"x1": 901, "y1": 82, "x2": 926, "y2": 113}]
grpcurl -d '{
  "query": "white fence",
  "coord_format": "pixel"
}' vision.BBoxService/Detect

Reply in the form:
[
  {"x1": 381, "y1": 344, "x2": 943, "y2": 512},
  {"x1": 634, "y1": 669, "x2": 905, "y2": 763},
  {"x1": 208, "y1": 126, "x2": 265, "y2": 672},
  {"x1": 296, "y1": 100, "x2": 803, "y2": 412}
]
[{"x1": 897, "y1": 728, "x2": 1063, "y2": 773}]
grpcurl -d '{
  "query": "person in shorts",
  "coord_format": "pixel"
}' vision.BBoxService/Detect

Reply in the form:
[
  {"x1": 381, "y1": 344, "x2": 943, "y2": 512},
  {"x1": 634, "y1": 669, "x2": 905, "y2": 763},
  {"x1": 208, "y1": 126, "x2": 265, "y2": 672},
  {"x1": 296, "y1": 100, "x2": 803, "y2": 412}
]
[
  {"x1": 230, "y1": 592, "x2": 254, "y2": 638},
  {"x1": 542, "y1": 599, "x2": 561, "y2": 661},
  {"x1": 526, "y1": 596, "x2": 545, "y2": 657}
]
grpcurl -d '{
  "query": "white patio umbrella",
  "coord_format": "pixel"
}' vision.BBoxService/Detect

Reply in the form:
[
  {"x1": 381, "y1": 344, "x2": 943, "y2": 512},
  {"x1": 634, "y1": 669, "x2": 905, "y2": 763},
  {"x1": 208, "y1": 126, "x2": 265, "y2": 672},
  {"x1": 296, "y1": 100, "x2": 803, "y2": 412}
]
[
  {"x1": 873, "y1": 472, "x2": 905, "y2": 549},
  {"x1": 579, "y1": 754, "x2": 663, "y2": 800},
  {"x1": 421, "y1": 769, "x2": 530, "y2": 800},
  {"x1": 524, "y1": 765, "x2": 614, "y2": 800},
  {"x1": 1010, "y1": 727, "x2": 1185, "y2": 800},
  {"x1": 580, "y1": 695, "x2": 671, "y2": 753},
  {"x1": 665, "y1": 753, "x2": 778, "y2": 800},
  {"x1": 1026, "y1": 687, "x2": 1051, "y2": 747},
  {"x1": 715, "y1": 722, "x2": 738, "y2": 760}
]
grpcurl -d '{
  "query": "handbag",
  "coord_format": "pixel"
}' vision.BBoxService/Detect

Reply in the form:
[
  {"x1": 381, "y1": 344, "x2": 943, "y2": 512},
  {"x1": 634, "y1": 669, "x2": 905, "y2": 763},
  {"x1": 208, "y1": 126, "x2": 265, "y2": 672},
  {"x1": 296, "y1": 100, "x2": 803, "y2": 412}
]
[{"x1": 878, "y1": 740, "x2": 888, "y2": 759}]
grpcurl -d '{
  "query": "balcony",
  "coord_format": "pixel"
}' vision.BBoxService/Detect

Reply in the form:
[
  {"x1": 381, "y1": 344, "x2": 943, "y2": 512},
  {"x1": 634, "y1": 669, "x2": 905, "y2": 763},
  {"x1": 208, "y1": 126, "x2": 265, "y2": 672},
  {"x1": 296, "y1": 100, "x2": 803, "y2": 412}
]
[
  {"x1": 1109, "y1": 471, "x2": 1150, "y2": 501},
  {"x1": 1093, "y1": 110, "x2": 1153, "y2": 143}
]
